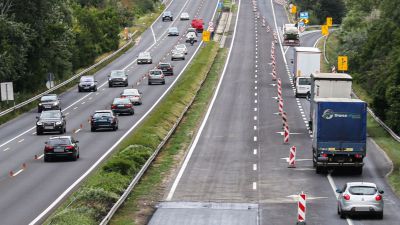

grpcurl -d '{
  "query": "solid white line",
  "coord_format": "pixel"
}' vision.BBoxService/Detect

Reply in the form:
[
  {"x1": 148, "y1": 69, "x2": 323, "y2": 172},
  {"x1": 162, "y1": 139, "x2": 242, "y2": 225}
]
[
  {"x1": 165, "y1": 0, "x2": 240, "y2": 201},
  {"x1": 253, "y1": 164, "x2": 257, "y2": 171},
  {"x1": 30, "y1": 2, "x2": 220, "y2": 223},
  {"x1": 253, "y1": 182, "x2": 257, "y2": 190}
]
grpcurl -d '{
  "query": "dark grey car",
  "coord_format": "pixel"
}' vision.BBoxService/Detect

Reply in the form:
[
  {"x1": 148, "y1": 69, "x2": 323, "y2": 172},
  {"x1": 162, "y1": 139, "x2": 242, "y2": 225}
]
[
  {"x1": 78, "y1": 75, "x2": 97, "y2": 92},
  {"x1": 162, "y1": 11, "x2": 173, "y2": 21},
  {"x1": 38, "y1": 94, "x2": 61, "y2": 113},
  {"x1": 108, "y1": 70, "x2": 128, "y2": 87},
  {"x1": 36, "y1": 110, "x2": 66, "y2": 135}
]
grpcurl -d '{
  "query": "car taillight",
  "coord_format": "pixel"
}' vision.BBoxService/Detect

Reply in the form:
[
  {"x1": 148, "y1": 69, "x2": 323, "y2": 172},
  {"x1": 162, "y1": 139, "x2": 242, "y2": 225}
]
[
  {"x1": 111, "y1": 105, "x2": 117, "y2": 109},
  {"x1": 121, "y1": 96, "x2": 126, "y2": 98},
  {"x1": 343, "y1": 194, "x2": 350, "y2": 200},
  {"x1": 375, "y1": 195, "x2": 382, "y2": 201},
  {"x1": 44, "y1": 145, "x2": 54, "y2": 152},
  {"x1": 125, "y1": 104, "x2": 132, "y2": 108},
  {"x1": 65, "y1": 145, "x2": 74, "y2": 150},
  {"x1": 355, "y1": 154, "x2": 362, "y2": 159},
  {"x1": 322, "y1": 153, "x2": 328, "y2": 157},
  {"x1": 134, "y1": 95, "x2": 140, "y2": 98}
]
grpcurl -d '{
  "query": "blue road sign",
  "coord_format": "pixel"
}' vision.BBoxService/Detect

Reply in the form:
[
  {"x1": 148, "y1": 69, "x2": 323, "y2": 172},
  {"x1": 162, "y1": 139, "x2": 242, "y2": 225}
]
[
  {"x1": 299, "y1": 12, "x2": 309, "y2": 19},
  {"x1": 298, "y1": 21, "x2": 305, "y2": 27},
  {"x1": 218, "y1": 2, "x2": 223, "y2": 9}
]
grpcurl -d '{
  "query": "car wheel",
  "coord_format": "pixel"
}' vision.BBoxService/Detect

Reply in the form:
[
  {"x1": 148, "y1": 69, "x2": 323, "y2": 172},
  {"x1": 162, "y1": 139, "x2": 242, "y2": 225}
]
[
  {"x1": 108, "y1": 83, "x2": 112, "y2": 88},
  {"x1": 148, "y1": 81, "x2": 151, "y2": 85},
  {"x1": 78, "y1": 88, "x2": 82, "y2": 92},
  {"x1": 377, "y1": 212, "x2": 383, "y2": 219},
  {"x1": 295, "y1": 92, "x2": 299, "y2": 98},
  {"x1": 36, "y1": 129, "x2": 42, "y2": 135},
  {"x1": 162, "y1": 81, "x2": 166, "y2": 85},
  {"x1": 312, "y1": 158, "x2": 316, "y2": 168},
  {"x1": 113, "y1": 125, "x2": 117, "y2": 131},
  {"x1": 91, "y1": 127, "x2": 96, "y2": 132},
  {"x1": 125, "y1": 83, "x2": 128, "y2": 87},
  {"x1": 44, "y1": 155, "x2": 51, "y2": 162},
  {"x1": 71, "y1": 153, "x2": 78, "y2": 161},
  {"x1": 316, "y1": 166, "x2": 323, "y2": 174},
  {"x1": 339, "y1": 210, "x2": 346, "y2": 219},
  {"x1": 38, "y1": 108, "x2": 42, "y2": 113}
]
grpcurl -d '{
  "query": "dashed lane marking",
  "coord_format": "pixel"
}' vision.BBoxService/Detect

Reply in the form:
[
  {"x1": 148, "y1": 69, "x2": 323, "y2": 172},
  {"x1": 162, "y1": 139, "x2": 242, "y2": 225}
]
[
  {"x1": 253, "y1": 182, "x2": 257, "y2": 190},
  {"x1": 18, "y1": 139, "x2": 24, "y2": 143},
  {"x1": 3, "y1": 147, "x2": 10, "y2": 152},
  {"x1": 254, "y1": 136, "x2": 257, "y2": 142},
  {"x1": 74, "y1": 129, "x2": 81, "y2": 134},
  {"x1": 254, "y1": 149, "x2": 257, "y2": 155},
  {"x1": 253, "y1": 164, "x2": 257, "y2": 171}
]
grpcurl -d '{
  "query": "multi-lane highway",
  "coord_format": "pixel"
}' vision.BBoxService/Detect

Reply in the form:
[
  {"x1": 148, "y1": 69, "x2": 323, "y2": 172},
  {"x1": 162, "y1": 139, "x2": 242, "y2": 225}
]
[
  {"x1": 0, "y1": 0, "x2": 219, "y2": 224},
  {"x1": 150, "y1": 0, "x2": 400, "y2": 224}
]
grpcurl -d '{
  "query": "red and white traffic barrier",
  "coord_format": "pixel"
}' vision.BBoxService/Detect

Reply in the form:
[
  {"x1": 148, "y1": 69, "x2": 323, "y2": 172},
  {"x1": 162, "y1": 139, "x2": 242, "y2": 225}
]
[
  {"x1": 281, "y1": 111, "x2": 288, "y2": 127},
  {"x1": 283, "y1": 124, "x2": 289, "y2": 143},
  {"x1": 271, "y1": 68, "x2": 277, "y2": 81},
  {"x1": 267, "y1": 25, "x2": 270, "y2": 32},
  {"x1": 297, "y1": 192, "x2": 307, "y2": 225},
  {"x1": 278, "y1": 98, "x2": 283, "y2": 114},
  {"x1": 277, "y1": 78, "x2": 282, "y2": 87},
  {"x1": 277, "y1": 87, "x2": 282, "y2": 101},
  {"x1": 288, "y1": 146, "x2": 296, "y2": 168}
]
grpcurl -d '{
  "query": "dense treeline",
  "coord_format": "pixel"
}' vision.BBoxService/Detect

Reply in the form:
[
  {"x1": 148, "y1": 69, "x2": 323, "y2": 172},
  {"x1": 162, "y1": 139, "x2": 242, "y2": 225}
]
[
  {"x1": 292, "y1": 0, "x2": 346, "y2": 24},
  {"x1": 0, "y1": 0, "x2": 158, "y2": 93},
  {"x1": 338, "y1": 0, "x2": 400, "y2": 133}
]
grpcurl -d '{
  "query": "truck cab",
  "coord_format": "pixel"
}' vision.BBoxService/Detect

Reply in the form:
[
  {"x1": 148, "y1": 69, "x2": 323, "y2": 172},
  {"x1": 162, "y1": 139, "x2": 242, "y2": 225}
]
[
  {"x1": 283, "y1": 24, "x2": 300, "y2": 46},
  {"x1": 191, "y1": 19, "x2": 204, "y2": 33}
]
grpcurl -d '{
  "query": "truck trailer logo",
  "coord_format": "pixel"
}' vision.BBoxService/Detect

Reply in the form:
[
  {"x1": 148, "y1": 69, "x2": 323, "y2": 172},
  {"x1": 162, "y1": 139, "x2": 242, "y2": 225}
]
[{"x1": 322, "y1": 109, "x2": 361, "y2": 120}]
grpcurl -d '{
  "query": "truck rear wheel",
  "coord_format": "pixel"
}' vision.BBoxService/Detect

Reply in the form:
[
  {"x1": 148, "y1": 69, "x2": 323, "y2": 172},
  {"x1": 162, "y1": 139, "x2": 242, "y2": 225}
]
[{"x1": 316, "y1": 166, "x2": 324, "y2": 174}]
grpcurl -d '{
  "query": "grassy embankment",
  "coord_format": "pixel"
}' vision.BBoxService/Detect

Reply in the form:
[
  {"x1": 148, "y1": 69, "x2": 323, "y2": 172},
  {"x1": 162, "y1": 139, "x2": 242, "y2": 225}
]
[
  {"x1": 45, "y1": 42, "x2": 221, "y2": 225},
  {"x1": 0, "y1": 5, "x2": 164, "y2": 126},
  {"x1": 318, "y1": 34, "x2": 400, "y2": 196}
]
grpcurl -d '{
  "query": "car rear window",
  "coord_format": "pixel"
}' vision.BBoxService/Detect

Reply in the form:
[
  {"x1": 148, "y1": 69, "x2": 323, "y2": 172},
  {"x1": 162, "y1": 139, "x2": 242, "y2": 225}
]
[
  {"x1": 48, "y1": 138, "x2": 71, "y2": 146},
  {"x1": 349, "y1": 186, "x2": 377, "y2": 195},
  {"x1": 123, "y1": 89, "x2": 139, "y2": 95},
  {"x1": 113, "y1": 98, "x2": 130, "y2": 104},
  {"x1": 93, "y1": 112, "x2": 111, "y2": 118},
  {"x1": 150, "y1": 70, "x2": 162, "y2": 75}
]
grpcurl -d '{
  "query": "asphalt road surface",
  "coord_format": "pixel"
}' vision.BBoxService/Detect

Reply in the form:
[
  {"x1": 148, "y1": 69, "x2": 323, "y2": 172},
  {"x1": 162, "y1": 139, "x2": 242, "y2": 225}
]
[
  {"x1": 0, "y1": 0, "x2": 219, "y2": 224},
  {"x1": 151, "y1": 0, "x2": 400, "y2": 225}
]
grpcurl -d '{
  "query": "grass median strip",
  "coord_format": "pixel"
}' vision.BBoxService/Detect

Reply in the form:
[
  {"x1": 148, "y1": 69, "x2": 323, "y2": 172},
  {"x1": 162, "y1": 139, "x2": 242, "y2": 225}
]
[
  {"x1": 44, "y1": 42, "x2": 220, "y2": 225},
  {"x1": 320, "y1": 33, "x2": 400, "y2": 196},
  {"x1": 110, "y1": 47, "x2": 228, "y2": 225}
]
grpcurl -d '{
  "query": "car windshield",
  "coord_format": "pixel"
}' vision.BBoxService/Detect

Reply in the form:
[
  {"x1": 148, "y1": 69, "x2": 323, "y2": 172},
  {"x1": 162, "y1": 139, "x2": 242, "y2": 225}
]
[
  {"x1": 41, "y1": 95, "x2": 57, "y2": 101},
  {"x1": 81, "y1": 77, "x2": 93, "y2": 82},
  {"x1": 164, "y1": 11, "x2": 171, "y2": 16},
  {"x1": 169, "y1": 27, "x2": 178, "y2": 32},
  {"x1": 176, "y1": 44, "x2": 186, "y2": 50},
  {"x1": 113, "y1": 98, "x2": 130, "y2": 104},
  {"x1": 139, "y1": 52, "x2": 150, "y2": 58},
  {"x1": 93, "y1": 112, "x2": 111, "y2": 118},
  {"x1": 298, "y1": 78, "x2": 311, "y2": 85},
  {"x1": 150, "y1": 70, "x2": 162, "y2": 75},
  {"x1": 40, "y1": 111, "x2": 61, "y2": 119},
  {"x1": 349, "y1": 186, "x2": 377, "y2": 195},
  {"x1": 48, "y1": 138, "x2": 71, "y2": 146},
  {"x1": 123, "y1": 89, "x2": 139, "y2": 95},
  {"x1": 110, "y1": 71, "x2": 125, "y2": 78}
]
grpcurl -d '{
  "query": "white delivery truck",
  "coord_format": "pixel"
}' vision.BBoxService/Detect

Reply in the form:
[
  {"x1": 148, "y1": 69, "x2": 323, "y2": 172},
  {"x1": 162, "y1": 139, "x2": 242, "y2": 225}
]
[
  {"x1": 308, "y1": 73, "x2": 353, "y2": 130},
  {"x1": 292, "y1": 47, "x2": 322, "y2": 97}
]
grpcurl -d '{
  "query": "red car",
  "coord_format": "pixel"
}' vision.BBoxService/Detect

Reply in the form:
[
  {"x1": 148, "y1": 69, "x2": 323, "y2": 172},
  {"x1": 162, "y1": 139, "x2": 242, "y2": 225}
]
[{"x1": 191, "y1": 19, "x2": 204, "y2": 33}]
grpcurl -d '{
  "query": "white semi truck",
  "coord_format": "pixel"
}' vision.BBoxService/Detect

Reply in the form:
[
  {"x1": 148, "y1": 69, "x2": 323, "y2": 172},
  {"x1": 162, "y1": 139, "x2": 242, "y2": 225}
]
[{"x1": 293, "y1": 47, "x2": 321, "y2": 97}]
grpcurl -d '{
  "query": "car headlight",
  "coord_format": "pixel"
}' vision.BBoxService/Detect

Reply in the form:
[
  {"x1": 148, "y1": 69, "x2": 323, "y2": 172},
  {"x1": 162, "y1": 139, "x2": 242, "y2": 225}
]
[
  {"x1": 53, "y1": 102, "x2": 59, "y2": 106},
  {"x1": 55, "y1": 121, "x2": 62, "y2": 125},
  {"x1": 37, "y1": 122, "x2": 43, "y2": 125},
  {"x1": 90, "y1": 83, "x2": 94, "y2": 86},
  {"x1": 38, "y1": 103, "x2": 42, "y2": 106}
]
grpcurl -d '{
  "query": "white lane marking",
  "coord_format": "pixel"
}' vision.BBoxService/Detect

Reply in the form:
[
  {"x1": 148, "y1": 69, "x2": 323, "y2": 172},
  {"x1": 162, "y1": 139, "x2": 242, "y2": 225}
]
[
  {"x1": 254, "y1": 100, "x2": 258, "y2": 103},
  {"x1": 254, "y1": 149, "x2": 257, "y2": 155},
  {"x1": 32, "y1": 132, "x2": 36, "y2": 135},
  {"x1": 255, "y1": 86, "x2": 258, "y2": 90},
  {"x1": 254, "y1": 108, "x2": 257, "y2": 111},
  {"x1": 12, "y1": 168, "x2": 24, "y2": 177},
  {"x1": 253, "y1": 182, "x2": 257, "y2": 190},
  {"x1": 255, "y1": 80, "x2": 258, "y2": 83},
  {"x1": 81, "y1": 102, "x2": 86, "y2": 105},
  {"x1": 37, "y1": 154, "x2": 44, "y2": 159},
  {"x1": 254, "y1": 116, "x2": 258, "y2": 120},
  {"x1": 253, "y1": 164, "x2": 257, "y2": 171},
  {"x1": 18, "y1": 139, "x2": 24, "y2": 143},
  {"x1": 254, "y1": 92, "x2": 258, "y2": 96},
  {"x1": 254, "y1": 136, "x2": 257, "y2": 142},
  {"x1": 3, "y1": 147, "x2": 10, "y2": 152},
  {"x1": 31, "y1": 3, "x2": 220, "y2": 223},
  {"x1": 73, "y1": 107, "x2": 78, "y2": 110},
  {"x1": 74, "y1": 129, "x2": 81, "y2": 134},
  {"x1": 64, "y1": 112, "x2": 69, "y2": 116},
  {"x1": 254, "y1": 125, "x2": 257, "y2": 130}
]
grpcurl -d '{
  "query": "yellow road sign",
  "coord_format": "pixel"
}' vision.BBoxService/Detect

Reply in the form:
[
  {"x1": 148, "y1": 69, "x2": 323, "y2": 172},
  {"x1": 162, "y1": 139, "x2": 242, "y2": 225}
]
[
  {"x1": 291, "y1": 5, "x2": 297, "y2": 14},
  {"x1": 326, "y1": 17, "x2": 333, "y2": 27},
  {"x1": 321, "y1": 25, "x2": 329, "y2": 36},
  {"x1": 338, "y1": 56, "x2": 348, "y2": 71},
  {"x1": 202, "y1": 31, "x2": 210, "y2": 42}
]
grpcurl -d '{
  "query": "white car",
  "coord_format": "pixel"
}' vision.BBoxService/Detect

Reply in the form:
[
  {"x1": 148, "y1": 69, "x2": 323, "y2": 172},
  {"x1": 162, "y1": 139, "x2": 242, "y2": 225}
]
[
  {"x1": 121, "y1": 89, "x2": 142, "y2": 105},
  {"x1": 180, "y1": 12, "x2": 190, "y2": 20},
  {"x1": 171, "y1": 49, "x2": 185, "y2": 61},
  {"x1": 174, "y1": 44, "x2": 188, "y2": 55}
]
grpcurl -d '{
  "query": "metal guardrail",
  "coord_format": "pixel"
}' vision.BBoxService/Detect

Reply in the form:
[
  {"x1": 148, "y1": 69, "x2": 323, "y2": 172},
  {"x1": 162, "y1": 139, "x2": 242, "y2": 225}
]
[
  {"x1": 0, "y1": 38, "x2": 134, "y2": 117},
  {"x1": 321, "y1": 34, "x2": 400, "y2": 143}
]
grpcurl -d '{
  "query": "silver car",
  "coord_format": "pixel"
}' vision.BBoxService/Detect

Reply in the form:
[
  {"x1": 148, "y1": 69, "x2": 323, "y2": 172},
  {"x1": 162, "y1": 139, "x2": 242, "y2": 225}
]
[
  {"x1": 174, "y1": 44, "x2": 188, "y2": 55},
  {"x1": 337, "y1": 182, "x2": 384, "y2": 219},
  {"x1": 171, "y1": 49, "x2": 185, "y2": 61},
  {"x1": 121, "y1": 88, "x2": 142, "y2": 105},
  {"x1": 168, "y1": 27, "x2": 179, "y2": 36},
  {"x1": 137, "y1": 52, "x2": 152, "y2": 64},
  {"x1": 148, "y1": 69, "x2": 165, "y2": 85}
]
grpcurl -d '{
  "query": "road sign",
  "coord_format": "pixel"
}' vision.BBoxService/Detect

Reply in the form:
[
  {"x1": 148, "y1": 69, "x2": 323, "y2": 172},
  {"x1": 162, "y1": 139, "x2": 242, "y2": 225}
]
[
  {"x1": 1, "y1": 82, "x2": 14, "y2": 101},
  {"x1": 46, "y1": 81, "x2": 55, "y2": 89},
  {"x1": 218, "y1": 2, "x2": 223, "y2": 9},
  {"x1": 208, "y1": 21, "x2": 214, "y2": 32},
  {"x1": 298, "y1": 21, "x2": 305, "y2": 27},
  {"x1": 299, "y1": 12, "x2": 309, "y2": 19},
  {"x1": 321, "y1": 25, "x2": 329, "y2": 36},
  {"x1": 291, "y1": 5, "x2": 297, "y2": 14},
  {"x1": 326, "y1": 17, "x2": 333, "y2": 27},
  {"x1": 338, "y1": 56, "x2": 348, "y2": 71},
  {"x1": 202, "y1": 31, "x2": 211, "y2": 42}
]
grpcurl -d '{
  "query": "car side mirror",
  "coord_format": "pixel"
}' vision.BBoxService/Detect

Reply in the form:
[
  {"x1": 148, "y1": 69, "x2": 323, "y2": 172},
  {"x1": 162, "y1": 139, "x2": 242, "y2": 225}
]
[
  {"x1": 336, "y1": 188, "x2": 343, "y2": 193},
  {"x1": 379, "y1": 190, "x2": 384, "y2": 194},
  {"x1": 36, "y1": 116, "x2": 39, "y2": 119}
]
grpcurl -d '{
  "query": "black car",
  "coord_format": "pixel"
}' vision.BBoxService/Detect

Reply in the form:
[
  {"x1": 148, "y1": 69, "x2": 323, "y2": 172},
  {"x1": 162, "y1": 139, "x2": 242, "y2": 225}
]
[
  {"x1": 36, "y1": 110, "x2": 66, "y2": 135},
  {"x1": 162, "y1": 11, "x2": 173, "y2": 21},
  {"x1": 78, "y1": 75, "x2": 97, "y2": 92},
  {"x1": 44, "y1": 136, "x2": 79, "y2": 162},
  {"x1": 90, "y1": 110, "x2": 119, "y2": 131},
  {"x1": 38, "y1": 94, "x2": 61, "y2": 112},
  {"x1": 157, "y1": 62, "x2": 174, "y2": 76},
  {"x1": 108, "y1": 70, "x2": 128, "y2": 87},
  {"x1": 111, "y1": 98, "x2": 134, "y2": 115}
]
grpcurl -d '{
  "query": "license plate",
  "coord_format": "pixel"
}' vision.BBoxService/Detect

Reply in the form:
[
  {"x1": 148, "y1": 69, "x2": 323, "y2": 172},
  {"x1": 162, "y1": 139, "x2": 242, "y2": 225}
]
[
  {"x1": 44, "y1": 105, "x2": 51, "y2": 108},
  {"x1": 118, "y1": 105, "x2": 124, "y2": 107},
  {"x1": 54, "y1": 147, "x2": 64, "y2": 153},
  {"x1": 356, "y1": 207, "x2": 370, "y2": 212},
  {"x1": 98, "y1": 119, "x2": 107, "y2": 122},
  {"x1": 44, "y1": 126, "x2": 53, "y2": 129},
  {"x1": 84, "y1": 87, "x2": 89, "y2": 89},
  {"x1": 289, "y1": 40, "x2": 294, "y2": 42}
]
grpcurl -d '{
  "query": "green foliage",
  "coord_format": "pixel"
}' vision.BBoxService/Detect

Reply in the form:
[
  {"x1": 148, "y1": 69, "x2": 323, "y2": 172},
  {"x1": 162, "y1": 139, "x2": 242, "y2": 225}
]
[
  {"x1": 0, "y1": 0, "x2": 157, "y2": 94},
  {"x1": 292, "y1": 0, "x2": 345, "y2": 24},
  {"x1": 336, "y1": 0, "x2": 400, "y2": 133}
]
